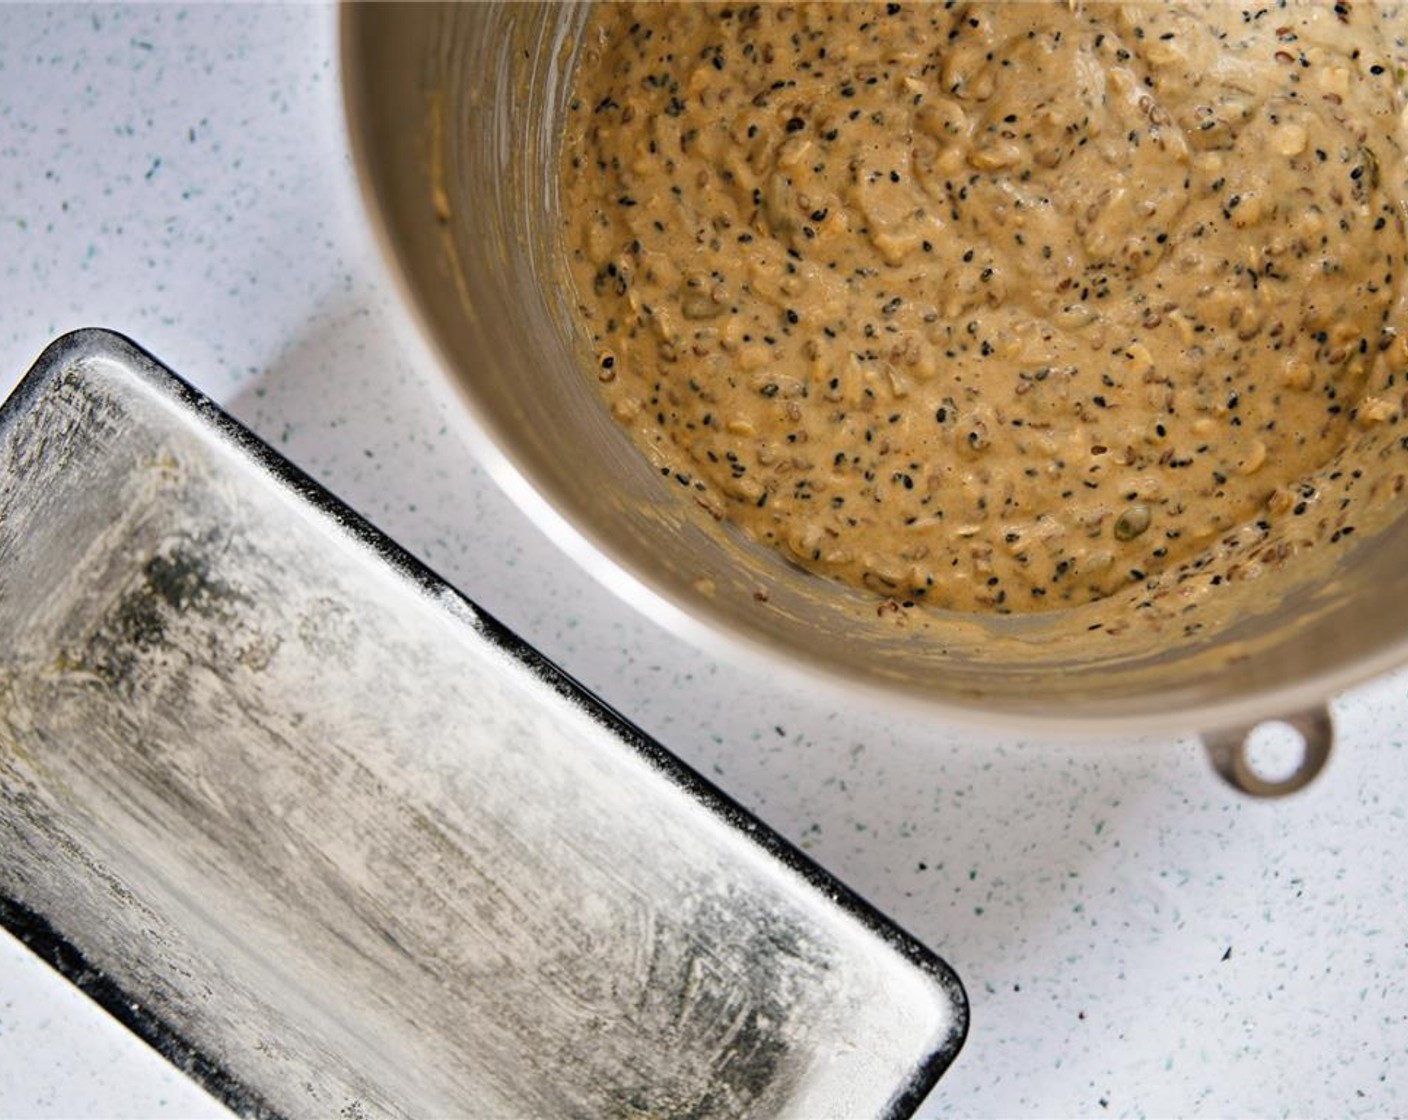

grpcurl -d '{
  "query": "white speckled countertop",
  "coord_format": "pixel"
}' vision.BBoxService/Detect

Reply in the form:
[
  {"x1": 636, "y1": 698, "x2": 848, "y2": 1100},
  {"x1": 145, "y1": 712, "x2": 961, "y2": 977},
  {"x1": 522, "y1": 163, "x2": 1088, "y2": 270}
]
[{"x1": 0, "y1": 5, "x2": 1404, "y2": 1118}]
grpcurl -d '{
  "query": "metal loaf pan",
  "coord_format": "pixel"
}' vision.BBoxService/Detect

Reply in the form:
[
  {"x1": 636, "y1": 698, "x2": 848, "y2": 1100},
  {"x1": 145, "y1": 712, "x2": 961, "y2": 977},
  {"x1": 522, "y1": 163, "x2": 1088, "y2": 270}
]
[{"x1": 0, "y1": 330, "x2": 967, "y2": 1119}]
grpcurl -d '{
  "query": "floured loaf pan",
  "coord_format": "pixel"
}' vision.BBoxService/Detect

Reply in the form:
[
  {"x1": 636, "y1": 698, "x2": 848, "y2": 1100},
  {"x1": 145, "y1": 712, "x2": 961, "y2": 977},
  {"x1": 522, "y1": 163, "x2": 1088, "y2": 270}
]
[{"x1": 0, "y1": 330, "x2": 967, "y2": 1119}]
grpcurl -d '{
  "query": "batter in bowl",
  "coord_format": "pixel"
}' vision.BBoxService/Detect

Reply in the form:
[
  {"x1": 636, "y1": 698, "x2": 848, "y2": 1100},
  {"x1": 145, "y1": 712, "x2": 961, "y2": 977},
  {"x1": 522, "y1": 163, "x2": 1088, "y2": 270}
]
[{"x1": 560, "y1": 1, "x2": 1408, "y2": 616}]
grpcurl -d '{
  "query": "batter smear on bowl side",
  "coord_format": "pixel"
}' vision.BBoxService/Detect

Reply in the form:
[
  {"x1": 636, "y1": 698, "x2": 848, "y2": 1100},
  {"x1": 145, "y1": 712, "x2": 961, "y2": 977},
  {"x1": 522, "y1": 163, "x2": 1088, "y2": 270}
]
[{"x1": 561, "y1": 2, "x2": 1408, "y2": 616}]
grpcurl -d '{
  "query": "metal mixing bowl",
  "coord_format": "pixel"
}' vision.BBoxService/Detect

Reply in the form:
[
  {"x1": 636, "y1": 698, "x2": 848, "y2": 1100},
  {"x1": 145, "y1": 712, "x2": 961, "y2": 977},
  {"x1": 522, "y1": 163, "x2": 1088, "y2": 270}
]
[{"x1": 341, "y1": 3, "x2": 1408, "y2": 795}]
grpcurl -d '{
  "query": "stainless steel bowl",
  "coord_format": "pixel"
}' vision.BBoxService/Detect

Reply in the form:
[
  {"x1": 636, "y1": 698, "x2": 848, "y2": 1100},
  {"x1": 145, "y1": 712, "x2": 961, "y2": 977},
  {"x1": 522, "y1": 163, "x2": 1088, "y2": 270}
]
[{"x1": 341, "y1": 3, "x2": 1408, "y2": 795}]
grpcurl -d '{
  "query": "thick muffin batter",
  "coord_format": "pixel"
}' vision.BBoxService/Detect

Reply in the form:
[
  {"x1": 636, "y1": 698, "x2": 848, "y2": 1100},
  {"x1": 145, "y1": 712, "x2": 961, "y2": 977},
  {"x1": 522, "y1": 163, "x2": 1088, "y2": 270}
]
[{"x1": 560, "y1": 2, "x2": 1408, "y2": 615}]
